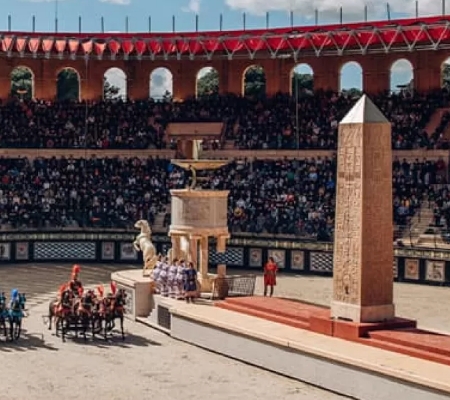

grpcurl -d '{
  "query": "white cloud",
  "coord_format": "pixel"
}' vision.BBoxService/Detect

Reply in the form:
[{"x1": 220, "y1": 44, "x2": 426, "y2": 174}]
[
  {"x1": 183, "y1": 0, "x2": 201, "y2": 13},
  {"x1": 99, "y1": 0, "x2": 131, "y2": 5},
  {"x1": 391, "y1": 58, "x2": 414, "y2": 72},
  {"x1": 197, "y1": 67, "x2": 213, "y2": 78},
  {"x1": 104, "y1": 68, "x2": 127, "y2": 99},
  {"x1": 150, "y1": 68, "x2": 173, "y2": 99},
  {"x1": 225, "y1": 0, "x2": 442, "y2": 20}
]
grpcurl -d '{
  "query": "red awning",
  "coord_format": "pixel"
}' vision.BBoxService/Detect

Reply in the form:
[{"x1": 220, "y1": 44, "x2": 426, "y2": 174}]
[{"x1": 0, "y1": 16, "x2": 448, "y2": 59}]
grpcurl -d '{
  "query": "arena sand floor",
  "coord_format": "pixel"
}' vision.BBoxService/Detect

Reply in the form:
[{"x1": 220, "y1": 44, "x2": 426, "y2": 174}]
[
  {"x1": 1, "y1": 263, "x2": 449, "y2": 400},
  {"x1": 0, "y1": 263, "x2": 348, "y2": 400}
]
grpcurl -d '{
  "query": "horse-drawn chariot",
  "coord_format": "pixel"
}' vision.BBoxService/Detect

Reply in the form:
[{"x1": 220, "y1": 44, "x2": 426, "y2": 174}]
[
  {"x1": 0, "y1": 289, "x2": 27, "y2": 341},
  {"x1": 47, "y1": 282, "x2": 127, "y2": 342}
]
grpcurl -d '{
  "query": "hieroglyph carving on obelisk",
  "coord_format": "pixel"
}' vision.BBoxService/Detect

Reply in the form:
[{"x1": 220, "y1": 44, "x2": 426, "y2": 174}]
[{"x1": 331, "y1": 95, "x2": 395, "y2": 323}]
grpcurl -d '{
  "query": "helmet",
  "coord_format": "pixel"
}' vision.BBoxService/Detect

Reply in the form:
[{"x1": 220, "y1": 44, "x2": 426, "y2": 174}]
[
  {"x1": 11, "y1": 288, "x2": 19, "y2": 298},
  {"x1": 72, "y1": 264, "x2": 81, "y2": 275}
]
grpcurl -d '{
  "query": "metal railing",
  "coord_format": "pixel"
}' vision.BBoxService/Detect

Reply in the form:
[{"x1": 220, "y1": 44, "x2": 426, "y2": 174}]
[
  {"x1": 211, "y1": 274, "x2": 257, "y2": 300},
  {"x1": 395, "y1": 224, "x2": 450, "y2": 249}
]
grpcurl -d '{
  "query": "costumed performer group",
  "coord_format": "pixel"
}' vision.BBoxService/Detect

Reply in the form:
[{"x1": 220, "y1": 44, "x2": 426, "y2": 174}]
[
  {"x1": 151, "y1": 256, "x2": 198, "y2": 303},
  {"x1": 56, "y1": 264, "x2": 120, "y2": 309}
]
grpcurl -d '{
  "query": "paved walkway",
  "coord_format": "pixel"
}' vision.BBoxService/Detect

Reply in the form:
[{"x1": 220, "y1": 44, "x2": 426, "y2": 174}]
[
  {"x1": 0, "y1": 264, "x2": 347, "y2": 400},
  {"x1": 260, "y1": 273, "x2": 450, "y2": 332}
]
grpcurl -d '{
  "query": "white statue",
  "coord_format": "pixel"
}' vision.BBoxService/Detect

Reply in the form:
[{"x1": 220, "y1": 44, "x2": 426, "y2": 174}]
[{"x1": 133, "y1": 220, "x2": 159, "y2": 276}]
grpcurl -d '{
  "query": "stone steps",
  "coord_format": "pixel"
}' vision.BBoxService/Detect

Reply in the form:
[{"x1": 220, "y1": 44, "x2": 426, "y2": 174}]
[
  {"x1": 369, "y1": 328, "x2": 450, "y2": 357},
  {"x1": 215, "y1": 301, "x2": 310, "y2": 330},
  {"x1": 361, "y1": 332, "x2": 450, "y2": 366}
]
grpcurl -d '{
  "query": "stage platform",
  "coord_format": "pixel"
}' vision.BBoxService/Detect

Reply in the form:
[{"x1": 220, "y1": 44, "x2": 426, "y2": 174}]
[
  {"x1": 137, "y1": 294, "x2": 450, "y2": 400},
  {"x1": 113, "y1": 265, "x2": 450, "y2": 399},
  {"x1": 216, "y1": 296, "x2": 450, "y2": 366}
]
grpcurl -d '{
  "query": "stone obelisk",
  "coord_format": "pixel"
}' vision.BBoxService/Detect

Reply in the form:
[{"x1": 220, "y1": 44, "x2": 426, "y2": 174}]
[{"x1": 330, "y1": 95, "x2": 395, "y2": 323}]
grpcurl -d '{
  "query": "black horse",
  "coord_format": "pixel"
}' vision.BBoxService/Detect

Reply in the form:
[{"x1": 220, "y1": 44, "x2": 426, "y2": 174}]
[{"x1": 0, "y1": 292, "x2": 8, "y2": 338}]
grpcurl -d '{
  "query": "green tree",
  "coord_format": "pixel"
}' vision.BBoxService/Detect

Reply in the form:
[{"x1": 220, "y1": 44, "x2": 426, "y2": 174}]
[
  {"x1": 57, "y1": 69, "x2": 80, "y2": 101},
  {"x1": 292, "y1": 72, "x2": 314, "y2": 96},
  {"x1": 103, "y1": 77, "x2": 120, "y2": 100},
  {"x1": 442, "y1": 63, "x2": 450, "y2": 88},
  {"x1": 342, "y1": 88, "x2": 363, "y2": 97},
  {"x1": 243, "y1": 65, "x2": 266, "y2": 98},
  {"x1": 197, "y1": 69, "x2": 219, "y2": 97},
  {"x1": 10, "y1": 67, "x2": 33, "y2": 99}
]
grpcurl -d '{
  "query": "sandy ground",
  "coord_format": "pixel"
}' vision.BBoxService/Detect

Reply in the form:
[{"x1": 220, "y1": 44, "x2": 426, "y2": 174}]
[
  {"x1": 0, "y1": 264, "x2": 348, "y2": 400},
  {"x1": 1, "y1": 304, "x2": 347, "y2": 400},
  {"x1": 1, "y1": 263, "x2": 449, "y2": 400}
]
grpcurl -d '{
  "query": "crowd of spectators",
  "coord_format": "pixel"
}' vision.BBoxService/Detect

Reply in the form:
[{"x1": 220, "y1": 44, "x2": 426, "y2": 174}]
[
  {"x1": 169, "y1": 156, "x2": 445, "y2": 239},
  {"x1": 197, "y1": 157, "x2": 336, "y2": 238},
  {"x1": 431, "y1": 185, "x2": 450, "y2": 230},
  {"x1": 0, "y1": 156, "x2": 444, "y2": 238},
  {"x1": 0, "y1": 156, "x2": 171, "y2": 229},
  {"x1": 0, "y1": 95, "x2": 238, "y2": 150},
  {"x1": 392, "y1": 157, "x2": 447, "y2": 229},
  {"x1": 1, "y1": 89, "x2": 450, "y2": 150}
]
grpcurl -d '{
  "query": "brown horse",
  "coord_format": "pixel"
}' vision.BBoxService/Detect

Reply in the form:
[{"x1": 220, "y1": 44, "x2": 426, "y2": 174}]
[
  {"x1": 94, "y1": 295, "x2": 113, "y2": 341},
  {"x1": 48, "y1": 289, "x2": 73, "y2": 342},
  {"x1": 76, "y1": 290, "x2": 96, "y2": 341},
  {"x1": 109, "y1": 288, "x2": 127, "y2": 341},
  {"x1": 94, "y1": 289, "x2": 126, "y2": 341}
]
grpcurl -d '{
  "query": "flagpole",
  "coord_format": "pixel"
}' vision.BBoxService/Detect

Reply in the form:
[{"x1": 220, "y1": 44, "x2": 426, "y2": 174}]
[{"x1": 55, "y1": 0, "x2": 58, "y2": 32}]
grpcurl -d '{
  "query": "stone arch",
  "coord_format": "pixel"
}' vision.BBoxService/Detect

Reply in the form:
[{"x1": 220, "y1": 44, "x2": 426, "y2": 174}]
[
  {"x1": 56, "y1": 67, "x2": 80, "y2": 101},
  {"x1": 10, "y1": 66, "x2": 34, "y2": 99},
  {"x1": 390, "y1": 58, "x2": 414, "y2": 93},
  {"x1": 291, "y1": 63, "x2": 314, "y2": 96},
  {"x1": 149, "y1": 67, "x2": 173, "y2": 101},
  {"x1": 104, "y1": 67, "x2": 127, "y2": 100},
  {"x1": 340, "y1": 61, "x2": 363, "y2": 95},
  {"x1": 196, "y1": 67, "x2": 219, "y2": 97},
  {"x1": 242, "y1": 65, "x2": 266, "y2": 97}
]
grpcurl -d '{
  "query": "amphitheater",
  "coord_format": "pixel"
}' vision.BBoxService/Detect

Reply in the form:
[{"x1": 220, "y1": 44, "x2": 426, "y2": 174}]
[{"x1": 0, "y1": 12, "x2": 450, "y2": 400}]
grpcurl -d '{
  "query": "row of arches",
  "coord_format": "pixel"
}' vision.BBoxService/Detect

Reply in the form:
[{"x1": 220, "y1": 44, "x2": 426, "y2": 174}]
[{"x1": 8, "y1": 58, "x2": 449, "y2": 100}]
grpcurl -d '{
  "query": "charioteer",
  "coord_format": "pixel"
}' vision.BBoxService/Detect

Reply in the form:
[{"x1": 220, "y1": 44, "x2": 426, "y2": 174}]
[{"x1": 68, "y1": 264, "x2": 83, "y2": 297}]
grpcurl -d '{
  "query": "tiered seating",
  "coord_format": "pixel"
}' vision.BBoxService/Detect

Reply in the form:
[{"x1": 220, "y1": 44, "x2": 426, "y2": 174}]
[
  {"x1": 1, "y1": 89, "x2": 449, "y2": 150},
  {"x1": 0, "y1": 155, "x2": 442, "y2": 237}
]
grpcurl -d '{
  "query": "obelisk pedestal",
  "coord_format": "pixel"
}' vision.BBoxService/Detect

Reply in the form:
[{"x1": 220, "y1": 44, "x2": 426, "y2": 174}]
[{"x1": 330, "y1": 95, "x2": 395, "y2": 323}]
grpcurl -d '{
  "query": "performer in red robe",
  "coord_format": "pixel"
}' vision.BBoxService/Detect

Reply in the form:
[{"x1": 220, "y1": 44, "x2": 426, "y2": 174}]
[{"x1": 263, "y1": 257, "x2": 278, "y2": 297}]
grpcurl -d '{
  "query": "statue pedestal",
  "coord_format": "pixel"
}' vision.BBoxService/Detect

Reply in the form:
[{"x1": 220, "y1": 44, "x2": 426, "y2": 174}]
[
  {"x1": 111, "y1": 269, "x2": 154, "y2": 320},
  {"x1": 198, "y1": 274, "x2": 213, "y2": 292},
  {"x1": 169, "y1": 189, "x2": 230, "y2": 293}
]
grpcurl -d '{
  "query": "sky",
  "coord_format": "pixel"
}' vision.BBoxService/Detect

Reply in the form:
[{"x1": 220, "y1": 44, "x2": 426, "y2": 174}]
[{"x1": 3, "y1": 0, "x2": 448, "y2": 97}]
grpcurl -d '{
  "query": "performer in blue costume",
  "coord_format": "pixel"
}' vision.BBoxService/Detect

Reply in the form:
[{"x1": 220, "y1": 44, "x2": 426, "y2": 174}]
[
  {"x1": 183, "y1": 262, "x2": 198, "y2": 303},
  {"x1": 9, "y1": 289, "x2": 23, "y2": 319}
]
